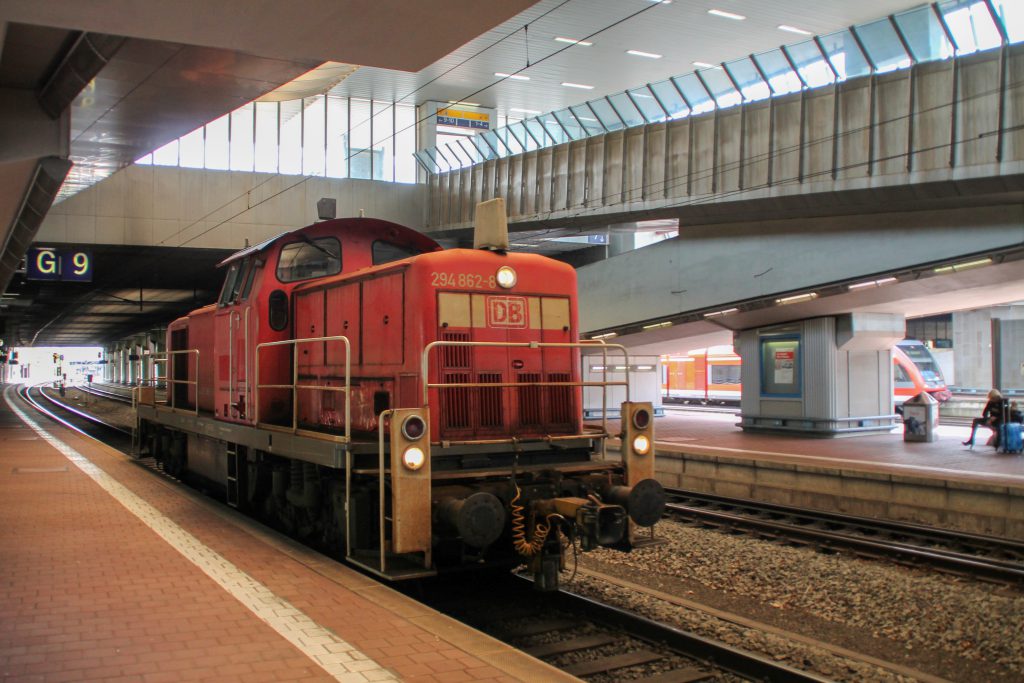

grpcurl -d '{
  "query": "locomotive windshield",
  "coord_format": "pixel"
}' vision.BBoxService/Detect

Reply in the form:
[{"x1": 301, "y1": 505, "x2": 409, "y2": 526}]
[
  {"x1": 898, "y1": 340, "x2": 945, "y2": 384},
  {"x1": 277, "y1": 237, "x2": 341, "y2": 282}
]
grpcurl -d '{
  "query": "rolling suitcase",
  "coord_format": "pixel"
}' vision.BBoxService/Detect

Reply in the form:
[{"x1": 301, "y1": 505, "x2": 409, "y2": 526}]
[
  {"x1": 999, "y1": 400, "x2": 1023, "y2": 454},
  {"x1": 1001, "y1": 422, "x2": 1023, "y2": 454}
]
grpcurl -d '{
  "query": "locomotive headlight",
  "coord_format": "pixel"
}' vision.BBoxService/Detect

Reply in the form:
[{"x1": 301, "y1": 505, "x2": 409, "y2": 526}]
[
  {"x1": 496, "y1": 266, "x2": 517, "y2": 289},
  {"x1": 402, "y1": 446, "x2": 426, "y2": 471},
  {"x1": 632, "y1": 434, "x2": 651, "y2": 456}
]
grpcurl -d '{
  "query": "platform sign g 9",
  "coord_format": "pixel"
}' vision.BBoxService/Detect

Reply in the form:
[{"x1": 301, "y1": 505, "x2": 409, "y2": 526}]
[{"x1": 26, "y1": 247, "x2": 93, "y2": 282}]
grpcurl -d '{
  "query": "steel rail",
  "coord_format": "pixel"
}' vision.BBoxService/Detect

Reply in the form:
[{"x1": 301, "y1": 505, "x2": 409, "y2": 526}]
[
  {"x1": 77, "y1": 384, "x2": 135, "y2": 404},
  {"x1": 545, "y1": 581, "x2": 832, "y2": 682},
  {"x1": 666, "y1": 488, "x2": 1024, "y2": 584},
  {"x1": 17, "y1": 385, "x2": 132, "y2": 438}
]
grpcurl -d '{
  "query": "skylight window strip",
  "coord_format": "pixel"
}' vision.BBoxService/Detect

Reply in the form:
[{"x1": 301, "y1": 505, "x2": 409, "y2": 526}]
[
  {"x1": 455, "y1": 137, "x2": 479, "y2": 165},
  {"x1": 417, "y1": 0, "x2": 1017, "y2": 174},
  {"x1": 812, "y1": 36, "x2": 840, "y2": 79},
  {"x1": 774, "y1": 45, "x2": 806, "y2": 88},
  {"x1": 584, "y1": 101, "x2": 610, "y2": 133},
  {"x1": 983, "y1": 0, "x2": 1010, "y2": 43}
]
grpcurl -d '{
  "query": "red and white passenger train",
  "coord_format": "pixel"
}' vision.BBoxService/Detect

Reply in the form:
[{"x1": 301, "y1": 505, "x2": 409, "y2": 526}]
[
  {"x1": 135, "y1": 200, "x2": 664, "y2": 590},
  {"x1": 662, "y1": 340, "x2": 950, "y2": 406}
]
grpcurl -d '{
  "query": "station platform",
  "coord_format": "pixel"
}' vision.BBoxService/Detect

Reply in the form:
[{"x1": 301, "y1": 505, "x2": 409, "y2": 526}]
[
  {"x1": 626, "y1": 407, "x2": 1024, "y2": 539},
  {"x1": 0, "y1": 386, "x2": 570, "y2": 683}
]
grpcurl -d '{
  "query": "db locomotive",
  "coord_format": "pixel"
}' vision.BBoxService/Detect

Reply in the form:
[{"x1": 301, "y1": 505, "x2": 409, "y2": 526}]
[{"x1": 135, "y1": 199, "x2": 664, "y2": 590}]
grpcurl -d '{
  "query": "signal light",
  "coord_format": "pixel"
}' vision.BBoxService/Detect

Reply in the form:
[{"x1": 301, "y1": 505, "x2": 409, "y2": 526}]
[
  {"x1": 632, "y1": 408, "x2": 651, "y2": 430},
  {"x1": 402, "y1": 414, "x2": 426, "y2": 441},
  {"x1": 402, "y1": 446, "x2": 426, "y2": 471}
]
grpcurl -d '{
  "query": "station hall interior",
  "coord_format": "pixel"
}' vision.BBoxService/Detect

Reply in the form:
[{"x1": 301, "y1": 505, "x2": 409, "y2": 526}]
[{"x1": 2, "y1": 1, "x2": 1024, "y2": 682}]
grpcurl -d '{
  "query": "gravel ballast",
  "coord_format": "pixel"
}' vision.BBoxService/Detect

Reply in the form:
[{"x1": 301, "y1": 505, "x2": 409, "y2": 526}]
[{"x1": 571, "y1": 519, "x2": 1024, "y2": 681}]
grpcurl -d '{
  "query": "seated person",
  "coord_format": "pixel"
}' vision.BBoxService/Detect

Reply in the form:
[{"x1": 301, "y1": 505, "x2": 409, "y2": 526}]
[{"x1": 963, "y1": 389, "x2": 1006, "y2": 447}]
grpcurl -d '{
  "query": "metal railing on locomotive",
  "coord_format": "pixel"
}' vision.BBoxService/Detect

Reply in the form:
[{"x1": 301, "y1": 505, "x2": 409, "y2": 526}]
[
  {"x1": 342, "y1": 409, "x2": 430, "y2": 577},
  {"x1": 346, "y1": 341, "x2": 632, "y2": 577},
  {"x1": 254, "y1": 336, "x2": 352, "y2": 443},
  {"x1": 158, "y1": 349, "x2": 200, "y2": 416},
  {"x1": 422, "y1": 340, "x2": 631, "y2": 459}
]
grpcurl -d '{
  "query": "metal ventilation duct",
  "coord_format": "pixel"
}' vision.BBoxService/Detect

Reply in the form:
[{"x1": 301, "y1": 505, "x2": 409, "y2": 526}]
[
  {"x1": 38, "y1": 32, "x2": 126, "y2": 119},
  {"x1": 0, "y1": 156, "x2": 73, "y2": 293}
]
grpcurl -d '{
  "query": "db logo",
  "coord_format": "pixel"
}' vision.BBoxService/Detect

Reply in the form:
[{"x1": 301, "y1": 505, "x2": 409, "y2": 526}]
[{"x1": 487, "y1": 296, "x2": 528, "y2": 328}]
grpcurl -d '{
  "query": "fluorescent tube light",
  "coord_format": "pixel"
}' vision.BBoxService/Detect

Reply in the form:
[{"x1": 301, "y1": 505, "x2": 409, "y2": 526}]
[
  {"x1": 775, "y1": 292, "x2": 818, "y2": 305},
  {"x1": 495, "y1": 72, "x2": 530, "y2": 81},
  {"x1": 555, "y1": 37, "x2": 593, "y2": 46},
  {"x1": 708, "y1": 9, "x2": 746, "y2": 20},
  {"x1": 627, "y1": 50, "x2": 663, "y2": 59},
  {"x1": 562, "y1": 82, "x2": 595, "y2": 90}
]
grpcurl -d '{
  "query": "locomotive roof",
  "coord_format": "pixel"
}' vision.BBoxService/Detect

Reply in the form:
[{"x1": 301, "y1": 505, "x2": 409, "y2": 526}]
[{"x1": 216, "y1": 217, "x2": 441, "y2": 268}]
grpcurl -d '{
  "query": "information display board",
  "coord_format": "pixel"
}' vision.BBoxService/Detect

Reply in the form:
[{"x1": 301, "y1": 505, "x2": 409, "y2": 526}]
[
  {"x1": 25, "y1": 247, "x2": 93, "y2": 282},
  {"x1": 760, "y1": 335, "x2": 801, "y2": 397}
]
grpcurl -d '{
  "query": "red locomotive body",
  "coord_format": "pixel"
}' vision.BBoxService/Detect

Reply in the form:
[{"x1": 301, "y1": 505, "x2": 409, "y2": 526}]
[{"x1": 137, "y1": 207, "x2": 664, "y2": 589}]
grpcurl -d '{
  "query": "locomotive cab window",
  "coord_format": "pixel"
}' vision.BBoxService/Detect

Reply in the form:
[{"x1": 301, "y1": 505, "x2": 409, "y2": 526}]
[
  {"x1": 277, "y1": 237, "x2": 341, "y2": 283},
  {"x1": 218, "y1": 262, "x2": 243, "y2": 306},
  {"x1": 372, "y1": 240, "x2": 423, "y2": 266},
  {"x1": 239, "y1": 258, "x2": 260, "y2": 300}
]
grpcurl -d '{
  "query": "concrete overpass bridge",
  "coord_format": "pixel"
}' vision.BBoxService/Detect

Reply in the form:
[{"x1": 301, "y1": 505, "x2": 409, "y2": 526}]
[{"x1": 423, "y1": 43, "x2": 1024, "y2": 350}]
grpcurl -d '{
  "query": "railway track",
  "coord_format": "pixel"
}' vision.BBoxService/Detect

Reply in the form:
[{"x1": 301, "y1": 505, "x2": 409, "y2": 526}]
[
  {"x1": 77, "y1": 383, "x2": 138, "y2": 404},
  {"x1": 21, "y1": 387, "x2": 820, "y2": 680},
  {"x1": 425, "y1": 574, "x2": 828, "y2": 682},
  {"x1": 21, "y1": 384, "x2": 133, "y2": 444},
  {"x1": 666, "y1": 488, "x2": 1024, "y2": 585}
]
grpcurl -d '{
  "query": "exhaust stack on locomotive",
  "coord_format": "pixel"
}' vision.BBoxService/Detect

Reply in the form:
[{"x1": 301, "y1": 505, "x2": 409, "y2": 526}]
[{"x1": 136, "y1": 200, "x2": 665, "y2": 591}]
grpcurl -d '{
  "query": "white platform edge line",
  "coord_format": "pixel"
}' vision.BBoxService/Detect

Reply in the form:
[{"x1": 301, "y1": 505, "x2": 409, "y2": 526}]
[{"x1": 6, "y1": 388, "x2": 396, "y2": 683}]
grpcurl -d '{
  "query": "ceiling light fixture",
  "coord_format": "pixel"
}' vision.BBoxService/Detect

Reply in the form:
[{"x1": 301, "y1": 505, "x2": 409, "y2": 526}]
[
  {"x1": 847, "y1": 277, "x2": 898, "y2": 291},
  {"x1": 562, "y1": 82, "x2": 595, "y2": 90},
  {"x1": 591, "y1": 332, "x2": 618, "y2": 340},
  {"x1": 510, "y1": 107, "x2": 541, "y2": 114},
  {"x1": 495, "y1": 72, "x2": 530, "y2": 81},
  {"x1": 642, "y1": 321, "x2": 673, "y2": 330},
  {"x1": 693, "y1": 61, "x2": 723, "y2": 69},
  {"x1": 627, "y1": 50, "x2": 663, "y2": 59},
  {"x1": 555, "y1": 37, "x2": 593, "y2": 46},
  {"x1": 778, "y1": 24, "x2": 813, "y2": 35},
  {"x1": 933, "y1": 258, "x2": 993, "y2": 274},
  {"x1": 704, "y1": 307, "x2": 739, "y2": 318},
  {"x1": 775, "y1": 292, "x2": 818, "y2": 305},
  {"x1": 447, "y1": 100, "x2": 481, "y2": 107},
  {"x1": 708, "y1": 9, "x2": 746, "y2": 21}
]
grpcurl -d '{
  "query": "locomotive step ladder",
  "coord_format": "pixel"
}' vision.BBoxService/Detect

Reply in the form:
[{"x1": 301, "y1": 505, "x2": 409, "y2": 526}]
[{"x1": 226, "y1": 444, "x2": 245, "y2": 508}]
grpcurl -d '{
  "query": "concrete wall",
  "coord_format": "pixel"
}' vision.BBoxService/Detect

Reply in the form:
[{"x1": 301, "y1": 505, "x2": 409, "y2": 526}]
[
  {"x1": 427, "y1": 45, "x2": 1024, "y2": 231},
  {"x1": 953, "y1": 304, "x2": 1024, "y2": 390},
  {"x1": 38, "y1": 165, "x2": 427, "y2": 250}
]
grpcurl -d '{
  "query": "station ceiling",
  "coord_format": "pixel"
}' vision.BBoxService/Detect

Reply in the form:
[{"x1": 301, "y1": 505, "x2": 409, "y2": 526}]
[{"x1": 0, "y1": 0, "x2": 1002, "y2": 347}]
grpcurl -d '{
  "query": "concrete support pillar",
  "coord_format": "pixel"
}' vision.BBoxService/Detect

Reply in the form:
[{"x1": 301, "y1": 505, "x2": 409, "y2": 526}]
[
  {"x1": 737, "y1": 313, "x2": 905, "y2": 436},
  {"x1": 607, "y1": 222, "x2": 637, "y2": 258}
]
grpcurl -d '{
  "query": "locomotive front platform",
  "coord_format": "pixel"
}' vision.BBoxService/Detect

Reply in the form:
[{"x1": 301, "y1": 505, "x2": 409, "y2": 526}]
[{"x1": 0, "y1": 385, "x2": 573, "y2": 682}]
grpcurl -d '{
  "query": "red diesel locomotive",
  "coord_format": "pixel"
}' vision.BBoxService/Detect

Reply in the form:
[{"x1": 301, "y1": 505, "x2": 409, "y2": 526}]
[{"x1": 135, "y1": 200, "x2": 664, "y2": 589}]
